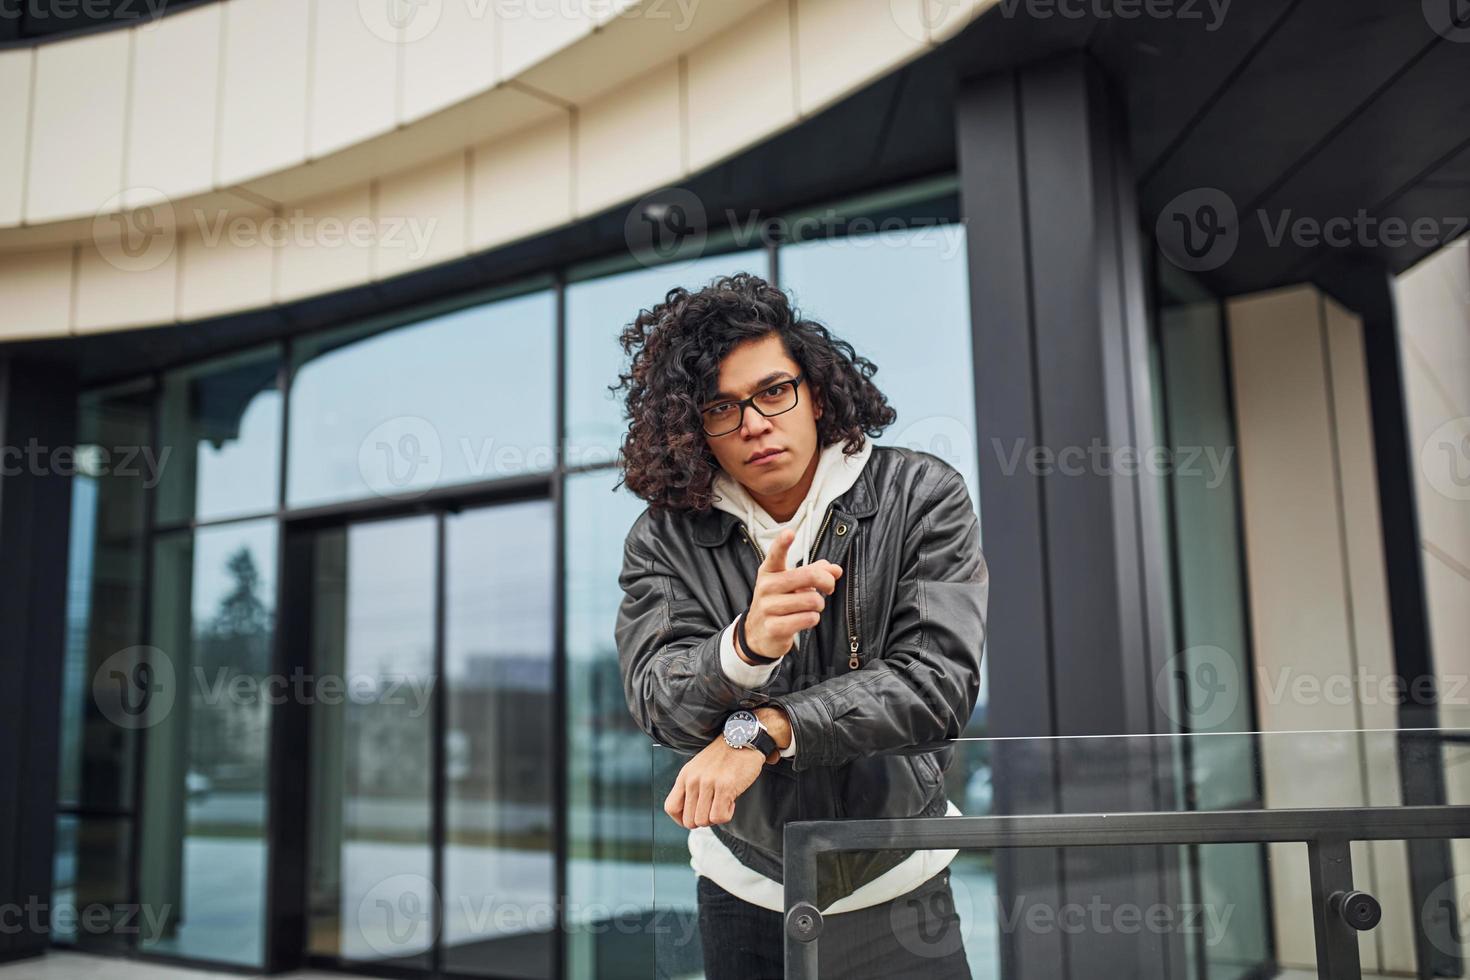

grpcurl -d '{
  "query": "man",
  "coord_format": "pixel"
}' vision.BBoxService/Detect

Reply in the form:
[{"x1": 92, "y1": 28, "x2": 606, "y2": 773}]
[{"x1": 613, "y1": 272, "x2": 988, "y2": 979}]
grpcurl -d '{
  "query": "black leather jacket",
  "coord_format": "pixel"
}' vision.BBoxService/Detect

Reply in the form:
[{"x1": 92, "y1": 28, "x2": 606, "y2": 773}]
[{"x1": 615, "y1": 446, "x2": 989, "y2": 909}]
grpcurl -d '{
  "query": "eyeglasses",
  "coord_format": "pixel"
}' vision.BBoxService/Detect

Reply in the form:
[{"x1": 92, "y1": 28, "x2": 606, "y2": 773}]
[{"x1": 700, "y1": 373, "x2": 805, "y2": 436}]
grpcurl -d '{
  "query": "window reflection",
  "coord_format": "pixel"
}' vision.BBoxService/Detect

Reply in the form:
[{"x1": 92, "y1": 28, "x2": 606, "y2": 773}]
[
  {"x1": 563, "y1": 469, "x2": 658, "y2": 979},
  {"x1": 565, "y1": 252, "x2": 769, "y2": 468},
  {"x1": 288, "y1": 289, "x2": 554, "y2": 509},
  {"x1": 140, "y1": 520, "x2": 277, "y2": 967},
  {"x1": 307, "y1": 516, "x2": 436, "y2": 969},
  {"x1": 444, "y1": 502, "x2": 555, "y2": 978}
]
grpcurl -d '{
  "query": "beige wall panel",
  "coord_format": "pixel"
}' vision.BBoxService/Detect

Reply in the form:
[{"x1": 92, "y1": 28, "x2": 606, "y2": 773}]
[
  {"x1": 400, "y1": 0, "x2": 501, "y2": 123},
  {"x1": 1423, "y1": 547, "x2": 1470, "y2": 727},
  {"x1": 125, "y1": 3, "x2": 222, "y2": 204},
  {"x1": 74, "y1": 238, "x2": 179, "y2": 333},
  {"x1": 469, "y1": 111, "x2": 573, "y2": 250},
  {"x1": 1402, "y1": 345, "x2": 1470, "y2": 579},
  {"x1": 176, "y1": 198, "x2": 278, "y2": 320},
  {"x1": 1323, "y1": 300, "x2": 1396, "y2": 733},
  {"x1": 217, "y1": 0, "x2": 311, "y2": 187},
  {"x1": 1395, "y1": 241, "x2": 1470, "y2": 416},
  {"x1": 1231, "y1": 287, "x2": 1374, "y2": 972},
  {"x1": 499, "y1": 0, "x2": 598, "y2": 79},
  {"x1": 795, "y1": 0, "x2": 926, "y2": 116},
  {"x1": 1394, "y1": 243, "x2": 1470, "y2": 577},
  {"x1": 686, "y1": 0, "x2": 796, "y2": 173},
  {"x1": 375, "y1": 153, "x2": 469, "y2": 279},
  {"x1": 240, "y1": 85, "x2": 559, "y2": 209},
  {"x1": 0, "y1": 50, "x2": 32, "y2": 226},
  {"x1": 309, "y1": 0, "x2": 401, "y2": 159},
  {"x1": 517, "y1": 0, "x2": 766, "y2": 105},
  {"x1": 27, "y1": 31, "x2": 130, "y2": 224},
  {"x1": 574, "y1": 61, "x2": 683, "y2": 216},
  {"x1": 0, "y1": 247, "x2": 73, "y2": 339},
  {"x1": 274, "y1": 184, "x2": 375, "y2": 303},
  {"x1": 1228, "y1": 287, "x2": 1357, "y2": 735}
]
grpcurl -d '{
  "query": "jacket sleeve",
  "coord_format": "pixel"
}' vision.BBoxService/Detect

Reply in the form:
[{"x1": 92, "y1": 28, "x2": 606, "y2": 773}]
[
  {"x1": 615, "y1": 522, "x2": 776, "y2": 754},
  {"x1": 768, "y1": 468, "x2": 988, "y2": 771}
]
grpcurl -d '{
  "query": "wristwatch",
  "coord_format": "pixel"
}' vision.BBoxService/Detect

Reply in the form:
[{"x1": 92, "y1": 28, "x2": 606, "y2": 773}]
[{"x1": 723, "y1": 709, "x2": 777, "y2": 757}]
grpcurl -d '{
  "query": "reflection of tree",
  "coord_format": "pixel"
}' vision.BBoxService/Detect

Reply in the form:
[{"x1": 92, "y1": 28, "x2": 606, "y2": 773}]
[{"x1": 192, "y1": 546, "x2": 274, "y2": 786}]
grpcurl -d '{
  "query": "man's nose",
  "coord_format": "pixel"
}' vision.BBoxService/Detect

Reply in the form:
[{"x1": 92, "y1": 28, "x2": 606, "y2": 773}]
[{"x1": 740, "y1": 404, "x2": 772, "y2": 437}]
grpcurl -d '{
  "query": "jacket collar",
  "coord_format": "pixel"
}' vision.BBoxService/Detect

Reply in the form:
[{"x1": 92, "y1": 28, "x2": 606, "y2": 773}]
[{"x1": 689, "y1": 449, "x2": 879, "y2": 548}]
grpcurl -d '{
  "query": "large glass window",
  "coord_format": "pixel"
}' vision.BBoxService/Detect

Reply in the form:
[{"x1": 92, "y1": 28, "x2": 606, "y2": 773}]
[
  {"x1": 306, "y1": 515, "x2": 437, "y2": 970},
  {"x1": 563, "y1": 469, "x2": 656, "y2": 980},
  {"x1": 444, "y1": 502, "x2": 556, "y2": 978},
  {"x1": 54, "y1": 382, "x2": 153, "y2": 950},
  {"x1": 139, "y1": 519, "x2": 277, "y2": 967},
  {"x1": 288, "y1": 287, "x2": 555, "y2": 509}
]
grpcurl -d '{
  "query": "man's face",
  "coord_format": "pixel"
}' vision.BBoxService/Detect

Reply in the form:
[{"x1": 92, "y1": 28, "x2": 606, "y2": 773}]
[{"x1": 701, "y1": 333, "x2": 822, "y2": 496}]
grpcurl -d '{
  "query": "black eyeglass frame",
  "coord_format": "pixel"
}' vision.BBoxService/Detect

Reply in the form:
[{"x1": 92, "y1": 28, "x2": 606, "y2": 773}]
[{"x1": 700, "y1": 373, "x2": 806, "y2": 436}]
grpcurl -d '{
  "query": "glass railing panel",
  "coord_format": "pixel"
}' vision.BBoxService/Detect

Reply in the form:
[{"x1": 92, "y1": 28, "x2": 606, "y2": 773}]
[{"x1": 651, "y1": 728, "x2": 1470, "y2": 979}]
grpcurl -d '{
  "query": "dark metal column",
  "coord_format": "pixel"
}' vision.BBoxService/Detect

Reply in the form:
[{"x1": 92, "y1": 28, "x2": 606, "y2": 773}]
[
  {"x1": 956, "y1": 55, "x2": 1182, "y2": 980},
  {"x1": 0, "y1": 355, "x2": 78, "y2": 965}
]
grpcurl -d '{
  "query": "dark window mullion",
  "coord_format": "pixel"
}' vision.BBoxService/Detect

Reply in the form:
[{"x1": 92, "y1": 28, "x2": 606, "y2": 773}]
[{"x1": 431, "y1": 510, "x2": 448, "y2": 976}]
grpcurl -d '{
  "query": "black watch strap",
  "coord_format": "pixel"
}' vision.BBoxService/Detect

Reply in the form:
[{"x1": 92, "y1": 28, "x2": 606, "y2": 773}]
[
  {"x1": 736, "y1": 611, "x2": 780, "y2": 665},
  {"x1": 750, "y1": 729, "x2": 777, "y2": 757}
]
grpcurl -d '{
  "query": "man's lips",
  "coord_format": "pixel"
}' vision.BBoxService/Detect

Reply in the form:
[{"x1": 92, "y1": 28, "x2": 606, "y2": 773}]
[{"x1": 746, "y1": 448, "x2": 784, "y2": 464}]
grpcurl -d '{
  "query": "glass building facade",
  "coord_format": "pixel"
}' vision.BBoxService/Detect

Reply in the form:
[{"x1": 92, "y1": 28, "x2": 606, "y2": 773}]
[{"x1": 53, "y1": 183, "x2": 987, "y2": 978}]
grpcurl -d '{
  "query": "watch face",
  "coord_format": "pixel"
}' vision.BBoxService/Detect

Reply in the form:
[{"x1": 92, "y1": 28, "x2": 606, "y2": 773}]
[{"x1": 723, "y1": 710, "x2": 759, "y2": 749}]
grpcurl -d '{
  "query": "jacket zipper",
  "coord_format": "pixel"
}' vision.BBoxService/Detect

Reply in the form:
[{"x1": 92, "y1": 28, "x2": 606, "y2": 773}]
[{"x1": 845, "y1": 537, "x2": 860, "y2": 670}]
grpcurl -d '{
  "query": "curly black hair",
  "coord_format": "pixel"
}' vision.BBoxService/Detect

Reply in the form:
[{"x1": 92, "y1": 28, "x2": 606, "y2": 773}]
[{"x1": 609, "y1": 271, "x2": 896, "y2": 513}]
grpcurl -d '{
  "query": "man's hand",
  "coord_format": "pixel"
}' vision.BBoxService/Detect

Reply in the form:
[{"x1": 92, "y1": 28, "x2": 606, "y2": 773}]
[
  {"x1": 740, "y1": 527, "x2": 843, "y2": 664},
  {"x1": 664, "y1": 737, "x2": 767, "y2": 828}
]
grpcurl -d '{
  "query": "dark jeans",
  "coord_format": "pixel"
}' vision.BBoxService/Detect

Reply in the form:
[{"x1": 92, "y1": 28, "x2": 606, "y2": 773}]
[{"x1": 696, "y1": 867, "x2": 973, "y2": 980}]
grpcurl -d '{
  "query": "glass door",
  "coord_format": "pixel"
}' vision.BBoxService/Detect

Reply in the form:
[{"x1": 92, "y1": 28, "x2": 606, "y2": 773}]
[{"x1": 302, "y1": 499, "x2": 554, "y2": 977}]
